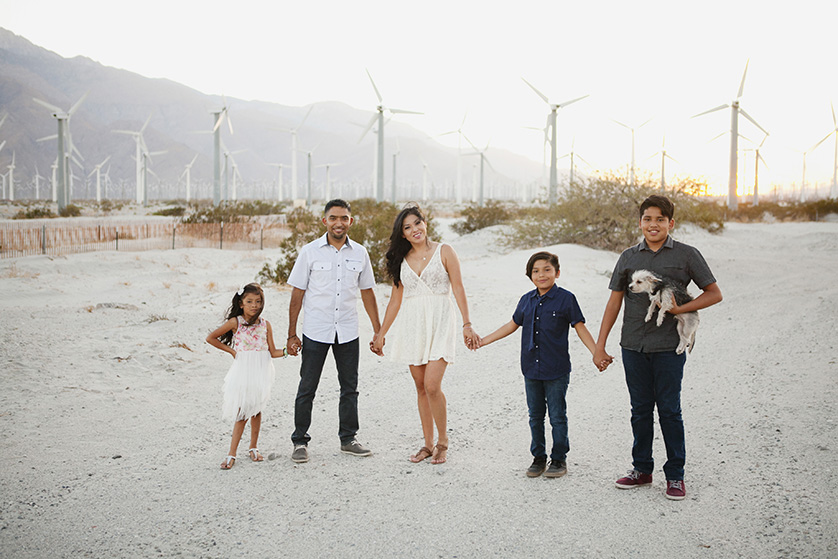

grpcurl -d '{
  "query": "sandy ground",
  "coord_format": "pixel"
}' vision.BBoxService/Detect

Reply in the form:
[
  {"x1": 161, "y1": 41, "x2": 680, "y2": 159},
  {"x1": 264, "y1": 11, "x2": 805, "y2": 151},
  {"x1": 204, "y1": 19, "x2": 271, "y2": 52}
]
[{"x1": 0, "y1": 220, "x2": 836, "y2": 558}]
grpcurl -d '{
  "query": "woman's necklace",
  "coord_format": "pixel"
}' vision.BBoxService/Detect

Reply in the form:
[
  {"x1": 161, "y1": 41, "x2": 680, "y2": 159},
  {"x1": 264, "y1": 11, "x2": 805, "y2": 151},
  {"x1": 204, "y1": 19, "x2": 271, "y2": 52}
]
[{"x1": 421, "y1": 242, "x2": 433, "y2": 260}]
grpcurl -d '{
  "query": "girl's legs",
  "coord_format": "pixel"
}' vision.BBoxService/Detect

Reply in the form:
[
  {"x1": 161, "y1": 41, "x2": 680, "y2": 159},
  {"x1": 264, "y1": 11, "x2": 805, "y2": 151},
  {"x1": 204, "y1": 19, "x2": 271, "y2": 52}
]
[
  {"x1": 249, "y1": 413, "x2": 263, "y2": 461},
  {"x1": 223, "y1": 417, "x2": 248, "y2": 469}
]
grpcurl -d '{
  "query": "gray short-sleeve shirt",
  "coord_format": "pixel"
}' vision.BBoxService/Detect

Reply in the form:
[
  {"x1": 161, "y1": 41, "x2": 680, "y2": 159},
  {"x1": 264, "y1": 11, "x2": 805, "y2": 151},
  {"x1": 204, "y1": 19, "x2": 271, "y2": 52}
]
[{"x1": 609, "y1": 236, "x2": 716, "y2": 352}]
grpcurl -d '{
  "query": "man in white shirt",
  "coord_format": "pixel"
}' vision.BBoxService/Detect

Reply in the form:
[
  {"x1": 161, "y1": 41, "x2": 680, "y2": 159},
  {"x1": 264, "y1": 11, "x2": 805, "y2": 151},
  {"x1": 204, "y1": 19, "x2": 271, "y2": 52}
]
[{"x1": 286, "y1": 199, "x2": 381, "y2": 463}]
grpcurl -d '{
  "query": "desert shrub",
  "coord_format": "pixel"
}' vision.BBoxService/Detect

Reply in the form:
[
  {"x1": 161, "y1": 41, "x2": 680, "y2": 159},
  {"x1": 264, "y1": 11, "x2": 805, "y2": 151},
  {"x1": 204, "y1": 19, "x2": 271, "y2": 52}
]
[
  {"x1": 451, "y1": 199, "x2": 516, "y2": 235},
  {"x1": 153, "y1": 206, "x2": 186, "y2": 217},
  {"x1": 58, "y1": 204, "x2": 82, "y2": 217},
  {"x1": 13, "y1": 205, "x2": 56, "y2": 219},
  {"x1": 257, "y1": 199, "x2": 440, "y2": 285},
  {"x1": 732, "y1": 198, "x2": 838, "y2": 222},
  {"x1": 506, "y1": 173, "x2": 725, "y2": 252},
  {"x1": 182, "y1": 200, "x2": 287, "y2": 224}
]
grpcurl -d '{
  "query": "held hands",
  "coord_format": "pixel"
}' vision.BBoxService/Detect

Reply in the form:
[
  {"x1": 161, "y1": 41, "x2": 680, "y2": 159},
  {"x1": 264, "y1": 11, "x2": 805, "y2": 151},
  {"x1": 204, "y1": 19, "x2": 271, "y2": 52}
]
[
  {"x1": 287, "y1": 335, "x2": 302, "y2": 356},
  {"x1": 463, "y1": 325, "x2": 482, "y2": 351},
  {"x1": 369, "y1": 332, "x2": 385, "y2": 356},
  {"x1": 593, "y1": 348, "x2": 613, "y2": 372}
]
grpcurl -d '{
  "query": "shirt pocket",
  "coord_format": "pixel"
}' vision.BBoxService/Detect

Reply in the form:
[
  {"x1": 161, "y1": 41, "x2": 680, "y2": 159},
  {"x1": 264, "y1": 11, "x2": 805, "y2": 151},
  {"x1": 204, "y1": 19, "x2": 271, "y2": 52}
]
[
  {"x1": 345, "y1": 259, "x2": 364, "y2": 274},
  {"x1": 309, "y1": 261, "x2": 333, "y2": 287}
]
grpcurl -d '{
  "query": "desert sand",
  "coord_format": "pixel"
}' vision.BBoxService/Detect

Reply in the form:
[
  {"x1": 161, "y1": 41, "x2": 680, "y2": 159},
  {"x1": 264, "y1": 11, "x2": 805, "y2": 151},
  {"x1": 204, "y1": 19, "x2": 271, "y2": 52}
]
[{"x1": 1, "y1": 220, "x2": 836, "y2": 558}]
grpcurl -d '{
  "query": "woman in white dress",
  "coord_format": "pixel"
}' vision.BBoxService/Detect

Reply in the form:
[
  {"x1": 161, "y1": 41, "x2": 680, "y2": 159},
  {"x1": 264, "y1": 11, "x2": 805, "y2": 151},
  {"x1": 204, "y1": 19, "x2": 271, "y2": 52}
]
[{"x1": 371, "y1": 205, "x2": 480, "y2": 464}]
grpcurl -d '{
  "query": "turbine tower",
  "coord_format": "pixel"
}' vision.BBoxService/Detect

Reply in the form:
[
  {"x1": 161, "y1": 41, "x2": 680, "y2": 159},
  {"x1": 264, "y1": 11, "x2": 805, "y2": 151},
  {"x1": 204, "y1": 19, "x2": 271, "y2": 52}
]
[
  {"x1": 88, "y1": 155, "x2": 111, "y2": 202},
  {"x1": 522, "y1": 78, "x2": 588, "y2": 204},
  {"x1": 32, "y1": 92, "x2": 88, "y2": 211},
  {"x1": 809, "y1": 102, "x2": 838, "y2": 199},
  {"x1": 646, "y1": 136, "x2": 677, "y2": 191},
  {"x1": 360, "y1": 69, "x2": 422, "y2": 202},
  {"x1": 613, "y1": 118, "x2": 652, "y2": 187},
  {"x1": 113, "y1": 114, "x2": 152, "y2": 205},
  {"x1": 181, "y1": 154, "x2": 199, "y2": 203},
  {"x1": 210, "y1": 99, "x2": 234, "y2": 206},
  {"x1": 6, "y1": 152, "x2": 15, "y2": 201},
  {"x1": 463, "y1": 135, "x2": 495, "y2": 206},
  {"x1": 277, "y1": 106, "x2": 312, "y2": 201},
  {"x1": 439, "y1": 113, "x2": 468, "y2": 203},
  {"x1": 693, "y1": 61, "x2": 768, "y2": 210},
  {"x1": 268, "y1": 163, "x2": 284, "y2": 201}
]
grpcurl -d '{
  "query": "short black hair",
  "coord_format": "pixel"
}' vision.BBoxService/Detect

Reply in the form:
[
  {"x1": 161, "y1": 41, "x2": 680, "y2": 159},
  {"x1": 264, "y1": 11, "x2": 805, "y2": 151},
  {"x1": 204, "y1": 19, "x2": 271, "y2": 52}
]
[
  {"x1": 324, "y1": 199, "x2": 351, "y2": 215},
  {"x1": 639, "y1": 195, "x2": 674, "y2": 220},
  {"x1": 526, "y1": 251, "x2": 560, "y2": 277}
]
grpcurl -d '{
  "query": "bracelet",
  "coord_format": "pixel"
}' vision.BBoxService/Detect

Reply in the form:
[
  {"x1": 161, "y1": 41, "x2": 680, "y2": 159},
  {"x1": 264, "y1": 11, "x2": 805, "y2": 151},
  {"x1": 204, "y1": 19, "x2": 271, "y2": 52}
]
[
  {"x1": 281, "y1": 346, "x2": 288, "y2": 358},
  {"x1": 462, "y1": 322, "x2": 472, "y2": 328}
]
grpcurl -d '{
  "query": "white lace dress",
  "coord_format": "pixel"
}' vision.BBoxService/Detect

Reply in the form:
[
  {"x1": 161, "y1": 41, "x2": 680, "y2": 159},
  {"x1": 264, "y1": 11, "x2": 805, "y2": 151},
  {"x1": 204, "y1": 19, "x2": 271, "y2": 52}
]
[{"x1": 388, "y1": 243, "x2": 457, "y2": 366}]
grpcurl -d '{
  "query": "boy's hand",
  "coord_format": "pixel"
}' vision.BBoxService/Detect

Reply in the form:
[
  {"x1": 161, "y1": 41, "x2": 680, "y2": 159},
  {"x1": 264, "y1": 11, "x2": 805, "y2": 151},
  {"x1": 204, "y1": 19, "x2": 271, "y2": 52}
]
[{"x1": 593, "y1": 348, "x2": 613, "y2": 372}]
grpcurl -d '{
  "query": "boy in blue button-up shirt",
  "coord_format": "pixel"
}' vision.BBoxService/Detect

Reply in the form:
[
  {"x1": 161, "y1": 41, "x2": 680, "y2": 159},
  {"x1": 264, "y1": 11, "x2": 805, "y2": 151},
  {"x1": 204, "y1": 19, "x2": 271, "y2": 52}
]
[{"x1": 480, "y1": 251, "x2": 597, "y2": 478}]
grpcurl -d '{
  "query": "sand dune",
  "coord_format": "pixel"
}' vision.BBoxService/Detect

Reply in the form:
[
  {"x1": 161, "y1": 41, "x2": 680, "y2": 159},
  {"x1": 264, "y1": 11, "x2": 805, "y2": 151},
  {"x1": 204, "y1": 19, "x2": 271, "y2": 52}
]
[{"x1": 1, "y1": 221, "x2": 836, "y2": 558}]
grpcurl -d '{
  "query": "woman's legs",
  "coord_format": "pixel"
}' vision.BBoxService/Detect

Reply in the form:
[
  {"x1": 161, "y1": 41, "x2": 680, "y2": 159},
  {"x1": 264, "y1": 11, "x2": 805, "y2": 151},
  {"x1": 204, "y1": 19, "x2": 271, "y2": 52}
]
[{"x1": 409, "y1": 364, "x2": 435, "y2": 451}]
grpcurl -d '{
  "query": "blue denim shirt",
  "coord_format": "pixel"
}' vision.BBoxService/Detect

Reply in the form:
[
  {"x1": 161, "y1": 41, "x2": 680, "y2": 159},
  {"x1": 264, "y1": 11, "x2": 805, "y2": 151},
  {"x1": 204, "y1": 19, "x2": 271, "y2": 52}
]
[{"x1": 512, "y1": 284, "x2": 585, "y2": 381}]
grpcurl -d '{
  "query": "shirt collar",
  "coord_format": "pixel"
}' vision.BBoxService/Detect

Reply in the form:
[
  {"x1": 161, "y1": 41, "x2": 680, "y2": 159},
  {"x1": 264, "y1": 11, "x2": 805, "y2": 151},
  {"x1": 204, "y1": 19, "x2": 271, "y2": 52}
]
[
  {"x1": 637, "y1": 235, "x2": 675, "y2": 252},
  {"x1": 318, "y1": 233, "x2": 354, "y2": 250},
  {"x1": 529, "y1": 283, "x2": 558, "y2": 300}
]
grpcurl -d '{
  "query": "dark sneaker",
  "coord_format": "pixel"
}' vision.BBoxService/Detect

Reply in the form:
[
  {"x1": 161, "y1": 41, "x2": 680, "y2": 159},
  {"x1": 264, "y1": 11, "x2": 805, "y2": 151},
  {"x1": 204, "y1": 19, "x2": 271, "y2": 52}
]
[
  {"x1": 615, "y1": 469, "x2": 653, "y2": 489},
  {"x1": 665, "y1": 480, "x2": 686, "y2": 501},
  {"x1": 526, "y1": 457, "x2": 548, "y2": 477},
  {"x1": 340, "y1": 439, "x2": 372, "y2": 457},
  {"x1": 544, "y1": 459, "x2": 568, "y2": 478},
  {"x1": 291, "y1": 444, "x2": 309, "y2": 463}
]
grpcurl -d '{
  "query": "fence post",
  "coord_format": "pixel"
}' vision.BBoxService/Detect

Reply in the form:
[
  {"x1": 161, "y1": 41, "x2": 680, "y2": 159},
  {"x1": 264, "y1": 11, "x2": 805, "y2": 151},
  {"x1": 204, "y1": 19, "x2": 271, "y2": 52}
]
[
  {"x1": 260, "y1": 225, "x2": 264, "y2": 250},
  {"x1": 172, "y1": 225, "x2": 176, "y2": 250},
  {"x1": 41, "y1": 224, "x2": 46, "y2": 255},
  {"x1": 116, "y1": 228, "x2": 119, "y2": 251},
  {"x1": 220, "y1": 220, "x2": 224, "y2": 250}
]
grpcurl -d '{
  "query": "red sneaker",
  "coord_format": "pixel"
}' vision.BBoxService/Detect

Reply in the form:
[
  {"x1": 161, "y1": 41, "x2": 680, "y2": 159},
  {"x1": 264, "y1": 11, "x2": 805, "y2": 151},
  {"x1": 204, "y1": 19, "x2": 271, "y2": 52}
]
[
  {"x1": 665, "y1": 480, "x2": 686, "y2": 500},
  {"x1": 615, "y1": 469, "x2": 653, "y2": 489}
]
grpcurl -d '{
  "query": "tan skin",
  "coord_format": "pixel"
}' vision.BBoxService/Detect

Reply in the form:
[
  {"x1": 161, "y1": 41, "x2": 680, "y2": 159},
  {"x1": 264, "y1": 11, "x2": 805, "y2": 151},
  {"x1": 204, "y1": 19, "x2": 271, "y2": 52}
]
[
  {"x1": 479, "y1": 260, "x2": 598, "y2": 358},
  {"x1": 286, "y1": 206, "x2": 381, "y2": 355},
  {"x1": 206, "y1": 292, "x2": 287, "y2": 469},
  {"x1": 593, "y1": 207, "x2": 723, "y2": 371},
  {"x1": 371, "y1": 213, "x2": 480, "y2": 464}
]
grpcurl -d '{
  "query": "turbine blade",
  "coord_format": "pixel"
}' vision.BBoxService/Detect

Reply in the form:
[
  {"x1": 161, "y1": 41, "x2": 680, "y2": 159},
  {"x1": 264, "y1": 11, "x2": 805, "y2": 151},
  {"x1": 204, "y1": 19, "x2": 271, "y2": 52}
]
[
  {"x1": 522, "y1": 78, "x2": 549, "y2": 104},
  {"x1": 189, "y1": 154, "x2": 199, "y2": 166},
  {"x1": 140, "y1": 114, "x2": 153, "y2": 132},
  {"x1": 739, "y1": 108, "x2": 769, "y2": 136},
  {"x1": 0, "y1": 113, "x2": 6, "y2": 129},
  {"x1": 832, "y1": 102, "x2": 837, "y2": 129},
  {"x1": 297, "y1": 106, "x2": 314, "y2": 130},
  {"x1": 708, "y1": 131, "x2": 727, "y2": 143},
  {"x1": 36, "y1": 134, "x2": 58, "y2": 142},
  {"x1": 737, "y1": 60, "x2": 750, "y2": 99},
  {"x1": 33, "y1": 97, "x2": 63, "y2": 114},
  {"x1": 692, "y1": 104, "x2": 729, "y2": 118},
  {"x1": 810, "y1": 132, "x2": 832, "y2": 152},
  {"x1": 462, "y1": 133, "x2": 479, "y2": 152},
  {"x1": 388, "y1": 108, "x2": 423, "y2": 115},
  {"x1": 100, "y1": 155, "x2": 111, "y2": 167},
  {"x1": 612, "y1": 119, "x2": 631, "y2": 130},
  {"x1": 365, "y1": 69, "x2": 383, "y2": 104},
  {"x1": 557, "y1": 94, "x2": 589, "y2": 108},
  {"x1": 638, "y1": 118, "x2": 652, "y2": 129},
  {"x1": 226, "y1": 110, "x2": 234, "y2": 135},
  {"x1": 68, "y1": 91, "x2": 89, "y2": 115},
  {"x1": 358, "y1": 113, "x2": 378, "y2": 143},
  {"x1": 213, "y1": 112, "x2": 226, "y2": 133}
]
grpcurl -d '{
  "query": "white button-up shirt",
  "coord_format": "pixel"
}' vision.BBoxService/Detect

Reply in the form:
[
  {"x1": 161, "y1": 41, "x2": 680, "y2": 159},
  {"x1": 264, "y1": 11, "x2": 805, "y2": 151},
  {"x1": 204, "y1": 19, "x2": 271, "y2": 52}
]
[{"x1": 287, "y1": 233, "x2": 375, "y2": 344}]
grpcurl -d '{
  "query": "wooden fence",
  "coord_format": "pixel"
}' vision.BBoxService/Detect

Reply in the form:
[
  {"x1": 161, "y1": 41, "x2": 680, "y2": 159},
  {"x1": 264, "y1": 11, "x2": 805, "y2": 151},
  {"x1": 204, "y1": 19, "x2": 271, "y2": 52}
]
[{"x1": 0, "y1": 220, "x2": 291, "y2": 259}]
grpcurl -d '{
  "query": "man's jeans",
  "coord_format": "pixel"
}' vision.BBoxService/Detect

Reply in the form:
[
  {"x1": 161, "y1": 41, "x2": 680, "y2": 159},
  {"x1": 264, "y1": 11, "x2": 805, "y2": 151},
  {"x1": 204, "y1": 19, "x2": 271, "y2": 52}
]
[
  {"x1": 524, "y1": 376, "x2": 570, "y2": 461},
  {"x1": 292, "y1": 335, "x2": 360, "y2": 446},
  {"x1": 622, "y1": 348, "x2": 687, "y2": 480}
]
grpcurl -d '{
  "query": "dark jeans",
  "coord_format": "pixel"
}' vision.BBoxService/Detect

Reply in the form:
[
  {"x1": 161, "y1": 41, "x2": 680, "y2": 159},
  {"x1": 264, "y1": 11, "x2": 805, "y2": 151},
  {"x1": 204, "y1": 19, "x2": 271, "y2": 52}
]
[
  {"x1": 292, "y1": 335, "x2": 360, "y2": 446},
  {"x1": 622, "y1": 348, "x2": 687, "y2": 480},
  {"x1": 524, "y1": 376, "x2": 570, "y2": 461}
]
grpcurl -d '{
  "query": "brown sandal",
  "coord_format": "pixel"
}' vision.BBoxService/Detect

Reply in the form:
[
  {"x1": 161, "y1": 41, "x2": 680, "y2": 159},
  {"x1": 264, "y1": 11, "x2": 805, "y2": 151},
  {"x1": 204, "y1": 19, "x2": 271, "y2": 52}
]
[
  {"x1": 431, "y1": 443, "x2": 448, "y2": 465},
  {"x1": 409, "y1": 446, "x2": 433, "y2": 463}
]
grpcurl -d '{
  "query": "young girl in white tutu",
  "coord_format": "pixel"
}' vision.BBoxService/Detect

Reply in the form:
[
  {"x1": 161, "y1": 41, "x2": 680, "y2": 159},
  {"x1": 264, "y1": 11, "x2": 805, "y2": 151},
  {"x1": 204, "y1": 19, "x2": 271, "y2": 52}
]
[{"x1": 206, "y1": 283, "x2": 287, "y2": 469}]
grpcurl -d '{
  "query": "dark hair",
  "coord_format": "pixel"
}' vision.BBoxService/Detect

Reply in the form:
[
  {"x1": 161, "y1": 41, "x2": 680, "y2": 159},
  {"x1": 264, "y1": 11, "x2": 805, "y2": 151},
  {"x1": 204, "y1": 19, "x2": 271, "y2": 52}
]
[
  {"x1": 526, "y1": 251, "x2": 560, "y2": 277},
  {"x1": 218, "y1": 283, "x2": 265, "y2": 346},
  {"x1": 385, "y1": 205, "x2": 426, "y2": 287},
  {"x1": 324, "y1": 199, "x2": 351, "y2": 215},
  {"x1": 639, "y1": 195, "x2": 675, "y2": 220}
]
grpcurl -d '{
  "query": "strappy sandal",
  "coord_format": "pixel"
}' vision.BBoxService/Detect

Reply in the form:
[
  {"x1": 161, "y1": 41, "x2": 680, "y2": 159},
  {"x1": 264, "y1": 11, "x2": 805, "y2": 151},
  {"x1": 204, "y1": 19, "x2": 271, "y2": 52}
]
[
  {"x1": 248, "y1": 448, "x2": 264, "y2": 462},
  {"x1": 221, "y1": 455, "x2": 236, "y2": 470},
  {"x1": 431, "y1": 443, "x2": 448, "y2": 465},
  {"x1": 409, "y1": 446, "x2": 433, "y2": 463}
]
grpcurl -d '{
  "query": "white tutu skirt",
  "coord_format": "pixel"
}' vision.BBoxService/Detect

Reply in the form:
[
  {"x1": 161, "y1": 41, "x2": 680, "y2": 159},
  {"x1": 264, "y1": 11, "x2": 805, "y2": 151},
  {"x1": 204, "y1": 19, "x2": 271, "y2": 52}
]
[
  {"x1": 388, "y1": 294, "x2": 457, "y2": 366},
  {"x1": 222, "y1": 350, "x2": 275, "y2": 421}
]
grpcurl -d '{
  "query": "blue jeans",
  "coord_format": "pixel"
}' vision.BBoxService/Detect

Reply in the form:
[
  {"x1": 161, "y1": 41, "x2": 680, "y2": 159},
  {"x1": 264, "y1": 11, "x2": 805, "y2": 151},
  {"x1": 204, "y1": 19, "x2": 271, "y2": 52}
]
[
  {"x1": 292, "y1": 335, "x2": 360, "y2": 446},
  {"x1": 524, "y1": 376, "x2": 570, "y2": 461},
  {"x1": 622, "y1": 348, "x2": 687, "y2": 480}
]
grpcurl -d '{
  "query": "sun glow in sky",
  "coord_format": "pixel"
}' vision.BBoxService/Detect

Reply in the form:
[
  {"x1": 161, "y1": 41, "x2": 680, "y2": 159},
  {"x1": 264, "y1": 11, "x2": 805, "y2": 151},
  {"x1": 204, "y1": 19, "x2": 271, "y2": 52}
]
[{"x1": 3, "y1": 0, "x2": 838, "y2": 197}]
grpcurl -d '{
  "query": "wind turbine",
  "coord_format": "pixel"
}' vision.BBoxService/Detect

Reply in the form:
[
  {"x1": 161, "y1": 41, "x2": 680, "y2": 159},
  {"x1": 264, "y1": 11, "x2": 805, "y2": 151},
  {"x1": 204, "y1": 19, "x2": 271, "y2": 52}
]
[
  {"x1": 645, "y1": 136, "x2": 678, "y2": 191},
  {"x1": 180, "y1": 154, "x2": 199, "y2": 203},
  {"x1": 5, "y1": 152, "x2": 14, "y2": 201},
  {"x1": 390, "y1": 137, "x2": 401, "y2": 204},
  {"x1": 463, "y1": 135, "x2": 495, "y2": 206},
  {"x1": 268, "y1": 163, "x2": 284, "y2": 201},
  {"x1": 88, "y1": 155, "x2": 111, "y2": 202},
  {"x1": 359, "y1": 69, "x2": 422, "y2": 202},
  {"x1": 209, "y1": 98, "x2": 234, "y2": 206},
  {"x1": 113, "y1": 114, "x2": 152, "y2": 205},
  {"x1": 420, "y1": 157, "x2": 436, "y2": 202},
  {"x1": 221, "y1": 146, "x2": 246, "y2": 201},
  {"x1": 809, "y1": 103, "x2": 838, "y2": 199},
  {"x1": 32, "y1": 92, "x2": 88, "y2": 211},
  {"x1": 439, "y1": 113, "x2": 468, "y2": 203},
  {"x1": 34, "y1": 164, "x2": 44, "y2": 200},
  {"x1": 613, "y1": 118, "x2": 652, "y2": 187},
  {"x1": 140, "y1": 149, "x2": 167, "y2": 205},
  {"x1": 315, "y1": 162, "x2": 341, "y2": 201},
  {"x1": 559, "y1": 140, "x2": 592, "y2": 188},
  {"x1": 522, "y1": 78, "x2": 588, "y2": 204},
  {"x1": 276, "y1": 106, "x2": 312, "y2": 201},
  {"x1": 693, "y1": 61, "x2": 768, "y2": 210}
]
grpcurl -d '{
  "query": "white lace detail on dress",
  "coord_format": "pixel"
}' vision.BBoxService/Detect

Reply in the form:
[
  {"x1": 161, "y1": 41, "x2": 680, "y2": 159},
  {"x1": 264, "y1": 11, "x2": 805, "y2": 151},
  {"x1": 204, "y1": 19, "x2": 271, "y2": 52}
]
[{"x1": 401, "y1": 244, "x2": 451, "y2": 297}]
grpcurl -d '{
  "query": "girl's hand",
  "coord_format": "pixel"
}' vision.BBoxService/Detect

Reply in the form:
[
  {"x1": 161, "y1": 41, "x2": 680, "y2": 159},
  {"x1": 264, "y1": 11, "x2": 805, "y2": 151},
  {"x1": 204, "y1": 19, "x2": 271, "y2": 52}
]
[{"x1": 231, "y1": 350, "x2": 237, "y2": 359}]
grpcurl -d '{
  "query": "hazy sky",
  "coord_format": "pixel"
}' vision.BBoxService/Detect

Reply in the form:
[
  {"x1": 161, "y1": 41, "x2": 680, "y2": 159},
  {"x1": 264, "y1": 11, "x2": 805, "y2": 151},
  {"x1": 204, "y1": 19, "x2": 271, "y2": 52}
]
[{"x1": 3, "y1": 0, "x2": 838, "y2": 196}]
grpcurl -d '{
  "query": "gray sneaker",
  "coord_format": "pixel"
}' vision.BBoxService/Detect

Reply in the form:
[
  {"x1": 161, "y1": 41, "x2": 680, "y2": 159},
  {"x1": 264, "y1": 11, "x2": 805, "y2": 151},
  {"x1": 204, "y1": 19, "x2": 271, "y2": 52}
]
[
  {"x1": 526, "y1": 457, "x2": 547, "y2": 477},
  {"x1": 291, "y1": 444, "x2": 309, "y2": 463},
  {"x1": 340, "y1": 439, "x2": 372, "y2": 457},
  {"x1": 544, "y1": 459, "x2": 568, "y2": 478}
]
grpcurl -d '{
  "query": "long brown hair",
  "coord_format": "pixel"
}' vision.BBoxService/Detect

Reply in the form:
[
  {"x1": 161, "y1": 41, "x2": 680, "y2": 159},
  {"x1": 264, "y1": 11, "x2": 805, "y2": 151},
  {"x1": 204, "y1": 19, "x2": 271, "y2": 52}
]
[
  {"x1": 385, "y1": 205, "x2": 425, "y2": 287},
  {"x1": 218, "y1": 283, "x2": 264, "y2": 346}
]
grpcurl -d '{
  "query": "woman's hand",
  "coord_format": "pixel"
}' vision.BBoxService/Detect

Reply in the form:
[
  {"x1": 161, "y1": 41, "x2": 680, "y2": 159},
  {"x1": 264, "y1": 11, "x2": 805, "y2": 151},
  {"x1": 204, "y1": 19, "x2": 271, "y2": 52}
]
[
  {"x1": 370, "y1": 333, "x2": 385, "y2": 356},
  {"x1": 463, "y1": 326, "x2": 481, "y2": 351}
]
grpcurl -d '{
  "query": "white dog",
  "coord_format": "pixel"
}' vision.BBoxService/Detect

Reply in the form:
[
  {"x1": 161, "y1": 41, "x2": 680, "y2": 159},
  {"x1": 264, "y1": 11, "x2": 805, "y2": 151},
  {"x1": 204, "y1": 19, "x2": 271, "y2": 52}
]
[{"x1": 628, "y1": 269, "x2": 699, "y2": 354}]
